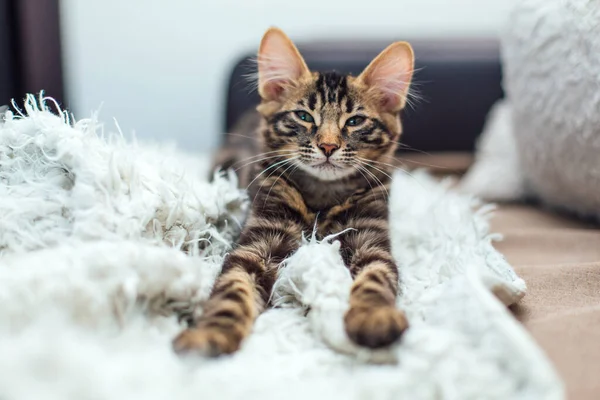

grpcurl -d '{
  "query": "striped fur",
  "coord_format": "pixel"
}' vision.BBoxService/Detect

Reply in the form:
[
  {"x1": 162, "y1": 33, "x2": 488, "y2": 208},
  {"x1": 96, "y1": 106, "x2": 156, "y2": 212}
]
[{"x1": 173, "y1": 28, "x2": 414, "y2": 356}]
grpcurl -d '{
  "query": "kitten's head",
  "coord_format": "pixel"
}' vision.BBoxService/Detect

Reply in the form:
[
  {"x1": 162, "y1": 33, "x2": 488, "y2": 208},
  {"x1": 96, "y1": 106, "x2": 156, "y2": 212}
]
[{"x1": 256, "y1": 27, "x2": 414, "y2": 181}]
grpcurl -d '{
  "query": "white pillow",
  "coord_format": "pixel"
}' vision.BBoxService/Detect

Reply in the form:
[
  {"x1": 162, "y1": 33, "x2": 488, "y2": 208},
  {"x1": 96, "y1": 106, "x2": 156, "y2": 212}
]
[
  {"x1": 463, "y1": 0, "x2": 600, "y2": 219},
  {"x1": 460, "y1": 100, "x2": 525, "y2": 201}
]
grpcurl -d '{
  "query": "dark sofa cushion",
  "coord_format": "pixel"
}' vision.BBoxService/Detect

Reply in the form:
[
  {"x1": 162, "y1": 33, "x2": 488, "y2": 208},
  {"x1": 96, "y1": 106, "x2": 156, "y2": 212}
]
[{"x1": 223, "y1": 39, "x2": 503, "y2": 153}]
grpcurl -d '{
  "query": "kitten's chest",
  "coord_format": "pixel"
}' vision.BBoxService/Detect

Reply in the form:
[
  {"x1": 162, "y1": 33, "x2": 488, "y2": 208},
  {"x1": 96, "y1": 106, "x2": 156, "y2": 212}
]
[
  {"x1": 300, "y1": 185, "x2": 367, "y2": 237},
  {"x1": 297, "y1": 179, "x2": 359, "y2": 211}
]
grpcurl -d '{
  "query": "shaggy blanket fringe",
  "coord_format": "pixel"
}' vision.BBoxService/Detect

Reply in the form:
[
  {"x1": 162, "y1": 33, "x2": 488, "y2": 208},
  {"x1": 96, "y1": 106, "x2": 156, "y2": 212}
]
[{"x1": 0, "y1": 95, "x2": 563, "y2": 399}]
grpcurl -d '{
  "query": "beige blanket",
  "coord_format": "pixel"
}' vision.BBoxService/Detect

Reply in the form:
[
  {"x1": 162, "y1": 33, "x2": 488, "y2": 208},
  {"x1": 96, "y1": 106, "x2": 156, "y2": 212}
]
[{"x1": 491, "y1": 205, "x2": 600, "y2": 400}]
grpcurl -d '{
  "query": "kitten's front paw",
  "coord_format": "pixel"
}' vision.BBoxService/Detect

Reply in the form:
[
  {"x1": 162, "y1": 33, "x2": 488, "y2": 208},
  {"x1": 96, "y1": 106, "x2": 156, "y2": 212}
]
[
  {"x1": 344, "y1": 305, "x2": 409, "y2": 348},
  {"x1": 172, "y1": 327, "x2": 241, "y2": 357}
]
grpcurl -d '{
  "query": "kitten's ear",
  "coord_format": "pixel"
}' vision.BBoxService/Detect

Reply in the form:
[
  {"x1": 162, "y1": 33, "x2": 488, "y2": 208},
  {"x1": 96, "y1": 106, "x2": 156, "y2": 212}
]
[
  {"x1": 257, "y1": 27, "x2": 310, "y2": 101},
  {"x1": 357, "y1": 42, "x2": 415, "y2": 113}
]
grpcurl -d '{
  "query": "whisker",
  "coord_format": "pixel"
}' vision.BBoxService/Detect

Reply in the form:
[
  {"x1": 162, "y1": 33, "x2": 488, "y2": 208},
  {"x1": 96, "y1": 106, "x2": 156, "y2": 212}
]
[
  {"x1": 382, "y1": 152, "x2": 449, "y2": 170},
  {"x1": 234, "y1": 148, "x2": 296, "y2": 161},
  {"x1": 356, "y1": 157, "x2": 393, "y2": 180},
  {"x1": 354, "y1": 162, "x2": 389, "y2": 200},
  {"x1": 359, "y1": 157, "x2": 404, "y2": 170},
  {"x1": 230, "y1": 148, "x2": 296, "y2": 166},
  {"x1": 234, "y1": 151, "x2": 297, "y2": 171},
  {"x1": 351, "y1": 164, "x2": 375, "y2": 193},
  {"x1": 390, "y1": 142, "x2": 441, "y2": 159},
  {"x1": 360, "y1": 157, "x2": 427, "y2": 189},
  {"x1": 245, "y1": 157, "x2": 299, "y2": 190},
  {"x1": 262, "y1": 160, "x2": 298, "y2": 207},
  {"x1": 360, "y1": 166, "x2": 388, "y2": 201},
  {"x1": 251, "y1": 157, "x2": 298, "y2": 205}
]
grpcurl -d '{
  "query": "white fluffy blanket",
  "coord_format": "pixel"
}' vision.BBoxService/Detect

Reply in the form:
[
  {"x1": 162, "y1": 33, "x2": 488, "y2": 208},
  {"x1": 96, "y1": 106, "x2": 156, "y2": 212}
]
[{"x1": 0, "y1": 95, "x2": 563, "y2": 399}]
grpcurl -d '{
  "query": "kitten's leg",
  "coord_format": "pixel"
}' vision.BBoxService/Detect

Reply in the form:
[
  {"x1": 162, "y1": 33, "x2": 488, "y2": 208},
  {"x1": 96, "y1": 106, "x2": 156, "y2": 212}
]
[
  {"x1": 172, "y1": 218, "x2": 301, "y2": 357},
  {"x1": 336, "y1": 212, "x2": 408, "y2": 348},
  {"x1": 345, "y1": 258, "x2": 408, "y2": 348}
]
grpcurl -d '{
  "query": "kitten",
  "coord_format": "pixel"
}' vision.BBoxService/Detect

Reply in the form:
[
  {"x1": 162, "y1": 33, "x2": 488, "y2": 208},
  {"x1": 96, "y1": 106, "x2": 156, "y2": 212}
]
[{"x1": 173, "y1": 27, "x2": 415, "y2": 356}]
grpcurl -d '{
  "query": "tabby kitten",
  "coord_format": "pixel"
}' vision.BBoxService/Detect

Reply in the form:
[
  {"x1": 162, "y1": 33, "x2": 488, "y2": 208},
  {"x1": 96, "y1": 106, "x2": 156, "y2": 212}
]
[{"x1": 173, "y1": 28, "x2": 415, "y2": 356}]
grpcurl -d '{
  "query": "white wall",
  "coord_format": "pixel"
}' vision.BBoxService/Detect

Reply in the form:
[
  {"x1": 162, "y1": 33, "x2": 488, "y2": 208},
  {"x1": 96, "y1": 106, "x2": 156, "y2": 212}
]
[{"x1": 60, "y1": 0, "x2": 513, "y2": 153}]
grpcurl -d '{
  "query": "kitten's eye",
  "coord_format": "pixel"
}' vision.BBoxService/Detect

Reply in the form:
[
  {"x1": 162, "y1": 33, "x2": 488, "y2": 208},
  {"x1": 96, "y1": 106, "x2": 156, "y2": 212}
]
[
  {"x1": 346, "y1": 116, "x2": 366, "y2": 127},
  {"x1": 294, "y1": 111, "x2": 314, "y2": 123}
]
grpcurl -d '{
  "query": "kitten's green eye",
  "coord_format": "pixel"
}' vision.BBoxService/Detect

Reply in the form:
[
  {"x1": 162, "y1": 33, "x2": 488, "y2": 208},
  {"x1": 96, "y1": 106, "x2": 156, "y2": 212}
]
[
  {"x1": 346, "y1": 116, "x2": 366, "y2": 127},
  {"x1": 295, "y1": 111, "x2": 314, "y2": 123}
]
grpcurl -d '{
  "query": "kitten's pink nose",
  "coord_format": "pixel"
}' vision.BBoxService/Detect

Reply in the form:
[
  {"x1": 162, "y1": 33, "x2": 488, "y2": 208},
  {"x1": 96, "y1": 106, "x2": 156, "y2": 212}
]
[{"x1": 318, "y1": 143, "x2": 340, "y2": 157}]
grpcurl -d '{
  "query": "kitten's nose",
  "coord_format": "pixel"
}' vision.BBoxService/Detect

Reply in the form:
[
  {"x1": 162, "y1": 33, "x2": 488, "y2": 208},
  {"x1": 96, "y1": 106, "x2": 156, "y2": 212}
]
[{"x1": 318, "y1": 143, "x2": 340, "y2": 157}]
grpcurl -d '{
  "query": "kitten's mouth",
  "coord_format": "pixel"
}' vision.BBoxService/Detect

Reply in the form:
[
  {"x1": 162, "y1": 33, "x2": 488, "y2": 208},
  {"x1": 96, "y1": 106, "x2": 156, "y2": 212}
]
[
  {"x1": 313, "y1": 158, "x2": 344, "y2": 169},
  {"x1": 316, "y1": 160, "x2": 337, "y2": 168},
  {"x1": 298, "y1": 158, "x2": 354, "y2": 181}
]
